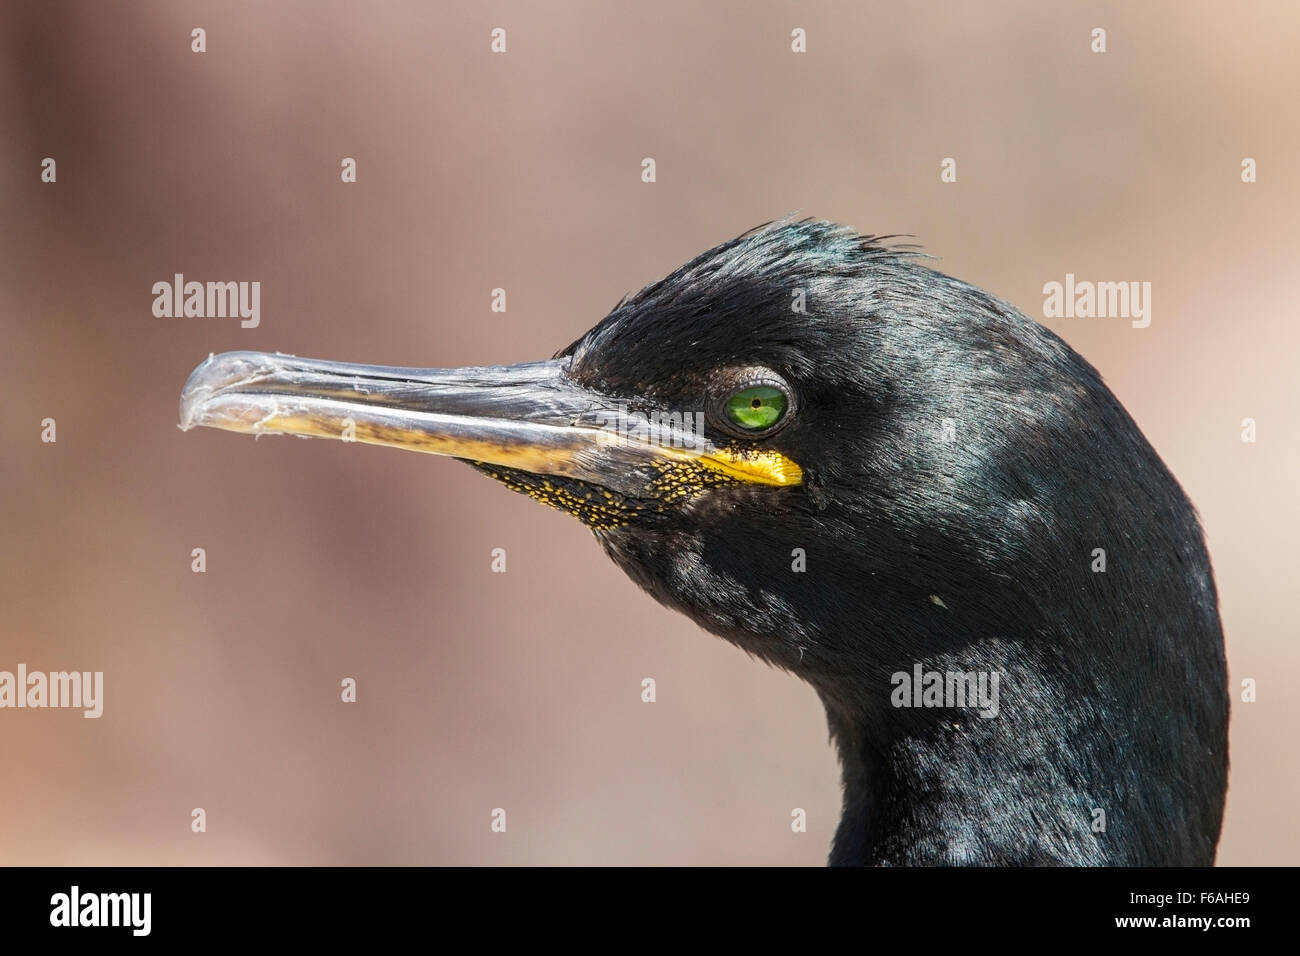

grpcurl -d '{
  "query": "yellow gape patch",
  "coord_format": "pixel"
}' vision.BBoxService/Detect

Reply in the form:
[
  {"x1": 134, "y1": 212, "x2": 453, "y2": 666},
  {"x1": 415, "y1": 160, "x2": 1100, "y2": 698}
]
[{"x1": 691, "y1": 447, "x2": 803, "y2": 487}]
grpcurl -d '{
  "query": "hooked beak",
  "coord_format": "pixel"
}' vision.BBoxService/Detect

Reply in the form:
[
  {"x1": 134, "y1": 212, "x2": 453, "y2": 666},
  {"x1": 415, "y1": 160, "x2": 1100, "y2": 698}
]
[{"x1": 178, "y1": 351, "x2": 802, "y2": 499}]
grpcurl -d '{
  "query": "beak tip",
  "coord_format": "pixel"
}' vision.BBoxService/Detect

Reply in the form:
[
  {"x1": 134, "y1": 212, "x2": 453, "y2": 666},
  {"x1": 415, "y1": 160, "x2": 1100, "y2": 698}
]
[
  {"x1": 178, "y1": 362, "x2": 211, "y2": 431},
  {"x1": 178, "y1": 350, "x2": 268, "y2": 431}
]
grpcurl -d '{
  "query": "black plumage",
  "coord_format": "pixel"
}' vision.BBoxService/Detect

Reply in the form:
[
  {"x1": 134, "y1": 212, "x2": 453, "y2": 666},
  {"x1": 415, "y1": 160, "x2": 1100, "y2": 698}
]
[{"x1": 565, "y1": 221, "x2": 1229, "y2": 864}]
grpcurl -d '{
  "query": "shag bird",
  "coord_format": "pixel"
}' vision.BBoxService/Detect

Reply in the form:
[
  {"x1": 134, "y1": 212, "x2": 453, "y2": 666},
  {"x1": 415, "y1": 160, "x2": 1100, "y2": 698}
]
[{"x1": 179, "y1": 220, "x2": 1228, "y2": 865}]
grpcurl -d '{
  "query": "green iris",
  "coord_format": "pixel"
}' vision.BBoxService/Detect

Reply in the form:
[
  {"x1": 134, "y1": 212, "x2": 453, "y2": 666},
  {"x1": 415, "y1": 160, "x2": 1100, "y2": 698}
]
[{"x1": 725, "y1": 385, "x2": 788, "y2": 431}]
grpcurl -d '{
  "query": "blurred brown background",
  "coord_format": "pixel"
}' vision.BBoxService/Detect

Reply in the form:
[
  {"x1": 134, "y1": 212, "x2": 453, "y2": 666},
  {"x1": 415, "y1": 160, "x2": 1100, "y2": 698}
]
[{"x1": 1, "y1": 1, "x2": 1295, "y2": 865}]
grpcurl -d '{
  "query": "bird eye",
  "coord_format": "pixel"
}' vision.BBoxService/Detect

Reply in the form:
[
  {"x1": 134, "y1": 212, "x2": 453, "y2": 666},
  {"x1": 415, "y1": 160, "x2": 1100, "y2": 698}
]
[
  {"x1": 726, "y1": 386, "x2": 786, "y2": 430},
  {"x1": 716, "y1": 376, "x2": 795, "y2": 439},
  {"x1": 710, "y1": 368, "x2": 797, "y2": 439}
]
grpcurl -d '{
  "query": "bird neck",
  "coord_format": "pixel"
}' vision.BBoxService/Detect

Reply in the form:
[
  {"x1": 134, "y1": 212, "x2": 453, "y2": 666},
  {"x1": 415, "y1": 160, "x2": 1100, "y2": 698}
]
[
  {"x1": 818, "y1": 622, "x2": 1223, "y2": 867},
  {"x1": 600, "y1": 505, "x2": 1225, "y2": 866},
  {"x1": 820, "y1": 654, "x2": 1103, "y2": 866}
]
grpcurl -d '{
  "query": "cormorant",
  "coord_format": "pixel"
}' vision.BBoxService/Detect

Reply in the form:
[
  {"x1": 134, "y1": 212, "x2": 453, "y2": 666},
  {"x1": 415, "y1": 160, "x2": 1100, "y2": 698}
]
[{"x1": 179, "y1": 220, "x2": 1229, "y2": 865}]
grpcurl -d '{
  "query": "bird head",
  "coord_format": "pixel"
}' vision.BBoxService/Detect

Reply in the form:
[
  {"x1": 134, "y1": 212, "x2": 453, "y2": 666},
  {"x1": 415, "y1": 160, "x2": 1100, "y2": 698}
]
[
  {"x1": 180, "y1": 220, "x2": 1228, "y2": 864},
  {"x1": 175, "y1": 221, "x2": 1147, "y2": 685}
]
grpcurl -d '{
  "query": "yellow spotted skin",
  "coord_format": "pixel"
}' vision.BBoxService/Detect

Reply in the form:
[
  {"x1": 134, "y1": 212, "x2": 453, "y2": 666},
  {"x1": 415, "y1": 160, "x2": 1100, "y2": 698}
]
[
  {"x1": 648, "y1": 459, "x2": 736, "y2": 504},
  {"x1": 472, "y1": 452, "x2": 791, "y2": 531},
  {"x1": 472, "y1": 465, "x2": 640, "y2": 531}
]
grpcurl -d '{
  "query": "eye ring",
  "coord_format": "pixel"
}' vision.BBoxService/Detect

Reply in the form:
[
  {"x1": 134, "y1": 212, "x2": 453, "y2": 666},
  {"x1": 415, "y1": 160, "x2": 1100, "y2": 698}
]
[{"x1": 710, "y1": 368, "x2": 797, "y2": 439}]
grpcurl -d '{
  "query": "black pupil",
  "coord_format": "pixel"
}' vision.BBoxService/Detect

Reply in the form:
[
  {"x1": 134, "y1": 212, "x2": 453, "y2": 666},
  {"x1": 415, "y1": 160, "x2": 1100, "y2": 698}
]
[{"x1": 751, "y1": 398, "x2": 762, "y2": 408}]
